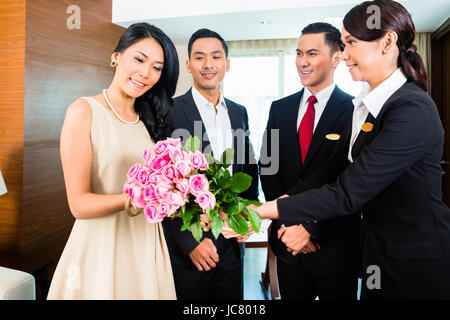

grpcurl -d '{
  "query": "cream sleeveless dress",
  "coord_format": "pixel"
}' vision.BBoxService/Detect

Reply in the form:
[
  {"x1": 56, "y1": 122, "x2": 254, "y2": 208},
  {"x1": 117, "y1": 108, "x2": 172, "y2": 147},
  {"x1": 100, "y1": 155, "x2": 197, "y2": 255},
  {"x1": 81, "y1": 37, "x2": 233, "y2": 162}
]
[{"x1": 47, "y1": 97, "x2": 176, "y2": 300}]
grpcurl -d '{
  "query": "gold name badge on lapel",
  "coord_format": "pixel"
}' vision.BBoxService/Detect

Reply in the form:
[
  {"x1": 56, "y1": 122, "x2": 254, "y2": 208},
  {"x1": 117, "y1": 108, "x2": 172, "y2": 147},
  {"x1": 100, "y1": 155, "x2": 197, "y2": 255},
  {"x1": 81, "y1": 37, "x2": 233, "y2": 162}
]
[
  {"x1": 361, "y1": 122, "x2": 374, "y2": 133},
  {"x1": 325, "y1": 133, "x2": 340, "y2": 141}
]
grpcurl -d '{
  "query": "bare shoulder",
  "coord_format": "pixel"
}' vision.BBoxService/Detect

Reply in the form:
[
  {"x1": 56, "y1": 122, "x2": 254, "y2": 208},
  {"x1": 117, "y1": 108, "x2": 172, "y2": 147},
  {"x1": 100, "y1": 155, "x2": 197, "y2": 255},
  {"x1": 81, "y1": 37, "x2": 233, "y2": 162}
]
[
  {"x1": 65, "y1": 97, "x2": 91, "y2": 119},
  {"x1": 62, "y1": 97, "x2": 94, "y2": 134}
]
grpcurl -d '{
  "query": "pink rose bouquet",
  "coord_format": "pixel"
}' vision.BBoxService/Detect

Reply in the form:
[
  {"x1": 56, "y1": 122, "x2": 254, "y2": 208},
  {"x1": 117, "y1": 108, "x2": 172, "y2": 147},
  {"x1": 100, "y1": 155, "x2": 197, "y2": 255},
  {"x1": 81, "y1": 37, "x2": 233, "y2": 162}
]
[{"x1": 123, "y1": 136, "x2": 261, "y2": 242}]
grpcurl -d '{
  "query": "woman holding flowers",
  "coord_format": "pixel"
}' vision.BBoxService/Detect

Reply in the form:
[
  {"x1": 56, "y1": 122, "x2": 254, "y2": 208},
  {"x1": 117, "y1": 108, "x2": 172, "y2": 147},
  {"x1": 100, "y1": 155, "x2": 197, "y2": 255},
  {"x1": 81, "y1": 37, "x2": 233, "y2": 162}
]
[
  {"x1": 241, "y1": 0, "x2": 450, "y2": 299},
  {"x1": 48, "y1": 23, "x2": 179, "y2": 299}
]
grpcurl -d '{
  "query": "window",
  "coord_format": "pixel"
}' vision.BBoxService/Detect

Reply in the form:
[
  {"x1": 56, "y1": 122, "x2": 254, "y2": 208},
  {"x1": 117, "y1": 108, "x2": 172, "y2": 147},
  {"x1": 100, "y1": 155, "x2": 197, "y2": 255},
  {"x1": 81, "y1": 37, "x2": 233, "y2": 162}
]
[
  {"x1": 223, "y1": 51, "x2": 362, "y2": 242},
  {"x1": 224, "y1": 54, "x2": 363, "y2": 159}
]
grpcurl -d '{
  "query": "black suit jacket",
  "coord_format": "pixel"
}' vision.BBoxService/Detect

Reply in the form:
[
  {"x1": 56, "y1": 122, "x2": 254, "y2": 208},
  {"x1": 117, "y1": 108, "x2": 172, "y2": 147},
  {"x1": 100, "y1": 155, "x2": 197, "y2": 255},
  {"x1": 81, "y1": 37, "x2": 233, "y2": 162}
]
[
  {"x1": 277, "y1": 82, "x2": 450, "y2": 299},
  {"x1": 260, "y1": 86, "x2": 361, "y2": 275},
  {"x1": 162, "y1": 88, "x2": 259, "y2": 265}
]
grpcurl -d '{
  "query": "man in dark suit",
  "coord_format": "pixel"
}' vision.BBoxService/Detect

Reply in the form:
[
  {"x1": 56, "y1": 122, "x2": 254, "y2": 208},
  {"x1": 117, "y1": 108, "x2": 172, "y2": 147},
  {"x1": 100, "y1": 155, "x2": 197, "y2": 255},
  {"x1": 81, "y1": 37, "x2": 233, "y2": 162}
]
[
  {"x1": 259, "y1": 22, "x2": 361, "y2": 300},
  {"x1": 163, "y1": 28, "x2": 259, "y2": 300}
]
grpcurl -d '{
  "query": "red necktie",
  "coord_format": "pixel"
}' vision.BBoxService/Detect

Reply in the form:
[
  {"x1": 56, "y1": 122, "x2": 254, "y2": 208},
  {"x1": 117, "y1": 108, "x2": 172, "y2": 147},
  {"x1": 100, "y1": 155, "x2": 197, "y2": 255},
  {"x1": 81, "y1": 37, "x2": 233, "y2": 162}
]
[{"x1": 298, "y1": 95, "x2": 317, "y2": 163}]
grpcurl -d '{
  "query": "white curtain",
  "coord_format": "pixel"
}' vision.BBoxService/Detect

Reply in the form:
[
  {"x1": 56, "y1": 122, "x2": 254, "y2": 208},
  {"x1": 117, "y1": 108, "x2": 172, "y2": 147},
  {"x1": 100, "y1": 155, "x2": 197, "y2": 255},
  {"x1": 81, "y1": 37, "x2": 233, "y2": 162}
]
[
  {"x1": 414, "y1": 32, "x2": 432, "y2": 93},
  {"x1": 227, "y1": 38, "x2": 298, "y2": 57}
]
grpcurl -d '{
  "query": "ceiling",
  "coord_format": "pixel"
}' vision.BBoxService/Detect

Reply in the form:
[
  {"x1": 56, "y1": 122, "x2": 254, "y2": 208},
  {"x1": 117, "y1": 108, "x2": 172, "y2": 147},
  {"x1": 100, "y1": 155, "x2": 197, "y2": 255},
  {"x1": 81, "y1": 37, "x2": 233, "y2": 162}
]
[{"x1": 113, "y1": 0, "x2": 450, "y2": 44}]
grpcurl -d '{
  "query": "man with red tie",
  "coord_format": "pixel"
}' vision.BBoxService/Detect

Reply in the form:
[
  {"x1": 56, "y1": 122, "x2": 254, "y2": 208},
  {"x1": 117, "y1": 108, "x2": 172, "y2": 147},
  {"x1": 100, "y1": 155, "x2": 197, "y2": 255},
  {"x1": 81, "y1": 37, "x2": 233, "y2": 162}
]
[{"x1": 259, "y1": 22, "x2": 361, "y2": 300}]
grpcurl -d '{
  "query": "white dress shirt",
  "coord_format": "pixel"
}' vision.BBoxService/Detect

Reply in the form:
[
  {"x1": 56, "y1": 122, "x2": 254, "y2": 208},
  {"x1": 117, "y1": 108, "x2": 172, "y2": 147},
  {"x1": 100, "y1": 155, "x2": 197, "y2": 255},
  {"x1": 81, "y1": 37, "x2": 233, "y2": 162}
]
[
  {"x1": 191, "y1": 86, "x2": 233, "y2": 173},
  {"x1": 348, "y1": 68, "x2": 407, "y2": 162},
  {"x1": 297, "y1": 82, "x2": 336, "y2": 133}
]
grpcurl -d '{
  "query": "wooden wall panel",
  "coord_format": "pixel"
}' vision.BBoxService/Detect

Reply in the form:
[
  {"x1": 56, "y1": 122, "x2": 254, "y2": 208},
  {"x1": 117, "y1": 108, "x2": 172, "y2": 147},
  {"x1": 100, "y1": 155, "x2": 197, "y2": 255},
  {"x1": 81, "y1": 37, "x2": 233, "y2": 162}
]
[
  {"x1": 0, "y1": 0, "x2": 125, "y2": 274},
  {"x1": 0, "y1": 0, "x2": 25, "y2": 254},
  {"x1": 20, "y1": 0, "x2": 125, "y2": 271}
]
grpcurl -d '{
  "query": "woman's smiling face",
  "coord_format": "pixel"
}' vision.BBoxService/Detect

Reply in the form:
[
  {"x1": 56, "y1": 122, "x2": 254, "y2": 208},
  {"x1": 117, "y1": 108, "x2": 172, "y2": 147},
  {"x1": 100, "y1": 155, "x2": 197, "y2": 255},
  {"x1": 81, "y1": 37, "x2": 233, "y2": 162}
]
[
  {"x1": 341, "y1": 26, "x2": 384, "y2": 83},
  {"x1": 113, "y1": 37, "x2": 164, "y2": 98}
]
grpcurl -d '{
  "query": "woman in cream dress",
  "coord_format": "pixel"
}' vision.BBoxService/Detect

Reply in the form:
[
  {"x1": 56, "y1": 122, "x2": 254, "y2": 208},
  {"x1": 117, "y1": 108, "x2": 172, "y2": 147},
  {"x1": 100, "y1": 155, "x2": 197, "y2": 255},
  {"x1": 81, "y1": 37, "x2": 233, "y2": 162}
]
[{"x1": 48, "y1": 23, "x2": 179, "y2": 299}]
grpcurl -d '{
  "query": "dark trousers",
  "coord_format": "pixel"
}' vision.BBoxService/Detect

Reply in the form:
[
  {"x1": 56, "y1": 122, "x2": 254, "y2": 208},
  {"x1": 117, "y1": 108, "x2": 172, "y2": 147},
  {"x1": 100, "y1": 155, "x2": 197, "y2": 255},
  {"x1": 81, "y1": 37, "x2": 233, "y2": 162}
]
[
  {"x1": 172, "y1": 243, "x2": 243, "y2": 300},
  {"x1": 277, "y1": 258, "x2": 358, "y2": 300}
]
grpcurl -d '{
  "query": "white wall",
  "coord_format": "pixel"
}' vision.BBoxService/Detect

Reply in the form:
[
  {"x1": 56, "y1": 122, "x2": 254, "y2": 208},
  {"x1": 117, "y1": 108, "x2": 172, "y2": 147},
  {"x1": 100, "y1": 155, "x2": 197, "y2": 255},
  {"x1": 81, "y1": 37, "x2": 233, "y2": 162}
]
[{"x1": 174, "y1": 44, "x2": 193, "y2": 98}]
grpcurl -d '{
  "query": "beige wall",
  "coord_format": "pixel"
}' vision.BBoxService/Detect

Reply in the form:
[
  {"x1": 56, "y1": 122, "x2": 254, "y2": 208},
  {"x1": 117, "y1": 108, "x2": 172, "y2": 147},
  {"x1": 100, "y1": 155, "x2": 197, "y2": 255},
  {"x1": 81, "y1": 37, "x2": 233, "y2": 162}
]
[{"x1": 174, "y1": 44, "x2": 193, "y2": 97}]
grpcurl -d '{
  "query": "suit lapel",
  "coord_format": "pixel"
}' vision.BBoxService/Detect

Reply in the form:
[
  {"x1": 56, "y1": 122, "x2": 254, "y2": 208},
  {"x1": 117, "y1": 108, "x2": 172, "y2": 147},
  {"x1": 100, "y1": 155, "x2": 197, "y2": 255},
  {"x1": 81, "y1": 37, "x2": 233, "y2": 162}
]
[
  {"x1": 351, "y1": 112, "x2": 376, "y2": 160},
  {"x1": 225, "y1": 99, "x2": 242, "y2": 170},
  {"x1": 180, "y1": 89, "x2": 211, "y2": 151},
  {"x1": 350, "y1": 83, "x2": 410, "y2": 160},
  {"x1": 226, "y1": 99, "x2": 242, "y2": 131},
  {"x1": 301, "y1": 86, "x2": 349, "y2": 170}
]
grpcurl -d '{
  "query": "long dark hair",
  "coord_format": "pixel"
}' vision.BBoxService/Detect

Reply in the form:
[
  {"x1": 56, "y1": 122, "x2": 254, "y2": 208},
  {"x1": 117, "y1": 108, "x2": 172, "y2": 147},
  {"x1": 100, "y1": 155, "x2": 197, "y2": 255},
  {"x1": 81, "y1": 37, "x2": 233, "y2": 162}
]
[
  {"x1": 343, "y1": 0, "x2": 427, "y2": 91},
  {"x1": 113, "y1": 23, "x2": 179, "y2": 141}
]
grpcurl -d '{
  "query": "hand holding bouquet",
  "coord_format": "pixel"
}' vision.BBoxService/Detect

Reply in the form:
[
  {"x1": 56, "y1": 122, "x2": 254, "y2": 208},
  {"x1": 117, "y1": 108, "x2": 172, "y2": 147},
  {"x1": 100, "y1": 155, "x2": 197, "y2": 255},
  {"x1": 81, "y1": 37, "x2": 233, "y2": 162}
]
[{"x1": 123, "y1": 136, "x2": 262, "y2": 242}]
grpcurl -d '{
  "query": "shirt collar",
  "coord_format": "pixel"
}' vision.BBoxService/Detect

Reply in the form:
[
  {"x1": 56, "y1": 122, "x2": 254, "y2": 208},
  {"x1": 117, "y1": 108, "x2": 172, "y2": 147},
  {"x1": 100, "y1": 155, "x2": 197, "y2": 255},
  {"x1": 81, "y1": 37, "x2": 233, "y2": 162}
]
[
  {"x1": 192, "y1": 86, "x2": 227, "y2": 111},
  {"x1": 354, "y1": 68, "x2": 407, "y2": 118},
  {"x1": 303, "y1": 82, "x2": 336, "y2": 107}
]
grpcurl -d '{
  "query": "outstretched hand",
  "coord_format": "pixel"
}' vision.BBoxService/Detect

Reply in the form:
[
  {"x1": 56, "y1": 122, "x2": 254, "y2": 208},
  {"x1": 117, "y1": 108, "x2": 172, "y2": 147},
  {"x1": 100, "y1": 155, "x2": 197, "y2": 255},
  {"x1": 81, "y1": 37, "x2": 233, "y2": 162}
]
[{"x1": 219, "y1": 209, "x2": 254, "y2": 242}]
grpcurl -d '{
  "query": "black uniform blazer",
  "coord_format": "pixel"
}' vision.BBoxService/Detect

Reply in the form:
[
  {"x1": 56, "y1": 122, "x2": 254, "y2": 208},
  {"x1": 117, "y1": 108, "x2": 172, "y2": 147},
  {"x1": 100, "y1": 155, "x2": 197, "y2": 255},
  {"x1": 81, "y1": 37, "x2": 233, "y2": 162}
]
[
  {"x1": 277, "y1": 82, "x2": 450, "y2": 299},
  {"x1": 260, "y1": 86, "x2": 361, "y2": 275},
  {"x1": 162, "y1": 88, "x2": 259, "y2": 264}
]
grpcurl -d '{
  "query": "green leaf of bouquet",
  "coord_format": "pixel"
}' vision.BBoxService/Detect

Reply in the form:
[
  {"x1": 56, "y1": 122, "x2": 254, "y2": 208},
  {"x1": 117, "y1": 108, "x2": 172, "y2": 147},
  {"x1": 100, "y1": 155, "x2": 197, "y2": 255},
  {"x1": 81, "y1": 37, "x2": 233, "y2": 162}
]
[
  {"x1": 228, "y1": 172, "x2": 252, "y2": 193},
  {"x1": 221, "y1": 148, "x2": 234, "y2": 168},
  {"x1": 188, "y1": 218, "x2": 203, "y2": 243},
  {"x1": 215, "y1": 168, "x2": 231, "y2": 188},
  {"x1": 180, "y1": 207, "x2": 194, "y2": 231},
  {"x1": 246, "y1": 208, "x2": 261, "y2": 233},
  {"x1": 228, "y1": 214, "x2": 249, "y2": 235},
  {"x1": 211, "y1": 215, "x2": 224, "y2": 240},
  {"x1": 239, "y1": 198, "x2": 263, "y2": 206},
  {"x1": 204, "y1": 153, "x2": 216, "y2": 165},
  {"x1": 183, "y1": 135, "x2": 201, "y2": 152},
  {"x1": 206, "y1": 208, "x2": 217, "y2": 219},
  {"x1": 222, "y1": 201, "x2": 245, "y2": 215}
]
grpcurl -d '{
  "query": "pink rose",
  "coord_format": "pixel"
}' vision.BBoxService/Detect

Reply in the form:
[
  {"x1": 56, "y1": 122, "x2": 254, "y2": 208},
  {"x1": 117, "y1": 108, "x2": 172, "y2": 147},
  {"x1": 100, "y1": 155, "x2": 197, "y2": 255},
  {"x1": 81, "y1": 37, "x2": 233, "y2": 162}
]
[
  {"x1": 143, "y1": 185, "x2": 158, "y2": 203},
  {"x1": 129, "y1": 185, "x2": 146, "y2": 208},
  {"x1": 154, "y1": 141, "x2": 171, "y2": 159},
  {"x1": 142, "y1": 149, "x2": 156, "y2": 164},
  {"x1": 189, "y1": 151, "x2": 209, "y2": 171},
  {"x1": 155, "y1": 183, "x2": 172, "y2": 201},
  {"x1": 158, "y1": 202, "x2": 171, "y2": 217},
  {"x1": 162, "y1": 164, "x2": 180, "y2": 181},
  {"x1": 149, "y1": 156, "x2": 170, "y2": 172},
  {"x1": 196, "y1": 191, "x2": 216, "y2": 210},
  {"x1": 174, "y1": 160, "x2": 193, "y2": 177},
  {"x1": 122, "y1": 181, "x2": 135, "y2": 197},
  {"x1": 144, "y1": 204, "x2": 165, "y2": 223},
  {"x1": 189, "y1": 174, "x2": 209, "y2": 196},
  {"x1": 175, "y1": 178, "x2": 190, "y2": 195},
  {"x1": 167, "y1": 190, "x2": 187, "y2": 215},
  {"x1": 137, "y1": 167, "x2": 152, "y2": 187},
  {"x1": 169, "y1": 149, "x2": 186, "y2": 162},
  {"x1": 148, "y1": 172, "x2": 169, "y2": 185},
  {"x1": 166, "y1": 137, "x2": 182, "y2": 148},
  {"x1": 127, "y1": 163, "x2": 142, "y2": 182}
]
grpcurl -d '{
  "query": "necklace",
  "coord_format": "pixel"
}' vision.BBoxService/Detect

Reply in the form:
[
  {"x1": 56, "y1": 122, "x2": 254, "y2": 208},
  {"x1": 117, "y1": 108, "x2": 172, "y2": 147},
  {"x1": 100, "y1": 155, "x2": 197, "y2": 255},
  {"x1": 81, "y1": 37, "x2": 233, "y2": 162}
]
[{"x1": 102, "y1": 89, "x2": 139, "y2": 125}]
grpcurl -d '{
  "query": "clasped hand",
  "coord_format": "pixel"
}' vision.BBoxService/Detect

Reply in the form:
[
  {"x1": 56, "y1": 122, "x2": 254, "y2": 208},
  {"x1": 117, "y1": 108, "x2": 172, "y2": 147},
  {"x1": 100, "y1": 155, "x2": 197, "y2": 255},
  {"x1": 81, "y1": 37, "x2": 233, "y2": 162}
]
[
  {"x1": 189, "y1": 212, "x2": 251, "y2": 271},
  {"x1": 217, "y1": 203, "x2": 320, "y2": 255},
  {"x1": 277, "y1": 224, "x2": 320, "y2": 255}
]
